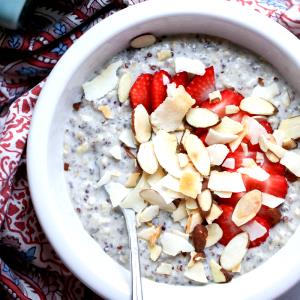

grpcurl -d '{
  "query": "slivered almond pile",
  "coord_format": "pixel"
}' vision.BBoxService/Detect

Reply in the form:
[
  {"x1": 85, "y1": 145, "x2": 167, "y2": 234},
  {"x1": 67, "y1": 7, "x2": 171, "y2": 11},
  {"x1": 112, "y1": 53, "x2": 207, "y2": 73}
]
[{"x1": 90, "y1": 56, "x2": 300, "y2": 284}]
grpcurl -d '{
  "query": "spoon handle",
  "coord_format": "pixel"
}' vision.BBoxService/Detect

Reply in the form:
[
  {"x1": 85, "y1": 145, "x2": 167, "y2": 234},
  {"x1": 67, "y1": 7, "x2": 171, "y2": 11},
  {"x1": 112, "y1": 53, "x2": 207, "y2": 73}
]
[{"x1": 122, "y1": 208, "x2": 143, "y2": 300}]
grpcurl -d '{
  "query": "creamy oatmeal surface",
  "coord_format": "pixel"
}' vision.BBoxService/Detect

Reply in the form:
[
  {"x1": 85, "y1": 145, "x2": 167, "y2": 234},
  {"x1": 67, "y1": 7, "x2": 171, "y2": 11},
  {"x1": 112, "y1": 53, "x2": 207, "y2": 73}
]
[{"x1": 63, "y1": 35, "x2": 300, "y2": 285}]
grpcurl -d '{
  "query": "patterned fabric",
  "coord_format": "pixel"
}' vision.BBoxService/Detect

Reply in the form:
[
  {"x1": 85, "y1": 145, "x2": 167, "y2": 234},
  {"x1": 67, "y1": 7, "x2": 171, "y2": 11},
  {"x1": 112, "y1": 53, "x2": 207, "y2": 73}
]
[{"x1": 0, "y1": 0, "x2": 299, "y2": 299}]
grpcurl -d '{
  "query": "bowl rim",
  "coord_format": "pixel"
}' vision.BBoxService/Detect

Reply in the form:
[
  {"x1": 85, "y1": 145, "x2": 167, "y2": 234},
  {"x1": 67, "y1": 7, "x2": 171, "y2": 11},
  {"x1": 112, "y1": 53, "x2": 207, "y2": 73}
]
[{"x1": 27, "y1": 1, "x2": 300, "y2": 299}]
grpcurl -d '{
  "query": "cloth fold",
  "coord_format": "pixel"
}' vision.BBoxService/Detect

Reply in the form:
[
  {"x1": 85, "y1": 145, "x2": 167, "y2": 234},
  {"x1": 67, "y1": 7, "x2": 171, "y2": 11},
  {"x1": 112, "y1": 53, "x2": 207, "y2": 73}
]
[{"x1": 0, "y1": 0, "x2": 299, "y2": 299}]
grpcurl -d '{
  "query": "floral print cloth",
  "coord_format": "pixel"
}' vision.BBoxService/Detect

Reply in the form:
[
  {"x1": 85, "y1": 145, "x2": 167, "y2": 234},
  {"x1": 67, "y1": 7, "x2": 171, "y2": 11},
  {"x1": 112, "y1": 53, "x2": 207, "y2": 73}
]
[{"x1": 0, "y1": 0, "x2": 299, "y2": 299}]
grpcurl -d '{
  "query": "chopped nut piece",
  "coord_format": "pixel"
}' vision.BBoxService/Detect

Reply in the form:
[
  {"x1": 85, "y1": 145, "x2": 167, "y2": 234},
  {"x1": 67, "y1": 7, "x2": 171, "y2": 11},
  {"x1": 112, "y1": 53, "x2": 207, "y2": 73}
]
[
  {"x1": 138, "y1": 226, "x2": 157, "y2": 241},
  {"x1": 206, "y1": 128, "x2": 238, "y2": 145},
  {"x1": 149, "y1": 244, "x2": 162, "y2": 261},
  {"x1": 130, "y1": 34, "x2": 157, "y2": 48},
  {"x1": 109, "y1": 144, "x2": 122, "y2": 160},
  {"x1": 174, "y1": 57, "x2": 205, "y2": 75},
  {"x1": 76, "y1": 142, "x2": 89, "y2": 154},
  {"x1": 225, "y1": 104, "x2": 240, "y2": 115},
  {"x1": 209, "y1": 90, "x2": 222, "y2": 102},
  {"x1": 157, "y1": 49, "x2": 172, "y2": 61},
  {"x1": 98, "y1": 105, "x2": 113, "y2": 119},
  {"x1": 72, "y1": 102, "x2": 81, "y2": 111},
  {"x1": 149, "y1": 225, "x2": 162, "y2": 247},
  {"x1": 156, "y1": 263, "x2": 173, "y2": 275},
  {"x1": 64, "y1": 163, "x2": 69, "y2": 171},
  {"x1": 207, "y1": 144, "x2": 229, "y2": 166},
  {"x1": 125, "y1": 172, "x2": 141, "y2": 188}
]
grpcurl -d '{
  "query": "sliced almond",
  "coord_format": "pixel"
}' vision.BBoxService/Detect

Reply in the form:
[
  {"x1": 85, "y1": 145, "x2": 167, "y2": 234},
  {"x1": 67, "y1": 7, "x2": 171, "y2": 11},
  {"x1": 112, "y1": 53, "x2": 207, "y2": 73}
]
[
  {"x1": 206, "y1": 202, "x2": 223, "y2": 224},
  {"x1": 220, "y1": 232, "x2": 249, "y2": 271},
  {"x1": 207, "y1": 144, "x2": 229, "y2": 166},
  {"x1": 240, "y1": 97, "x2": 276, "y2": 115},
  {"x1": 171, "y1": 229, "x2": 190, "y2": 240},
  {"x1": 259, "y1": 134, "x2": 287, "y2": 158},
  {"x1": 241, "y1": 142, "x2": 249, "y2": 156},
  {"x1": 133, "y1": 104, "x2": 151, "y2": 143},
  {"x1": 104, "y1": 182, "x2": 129, "y2": 207},
  {"x1": 171, "y1": 200, "x2": 187, "y2": 222},
  {"x1": 160, "y1": 231, "x2": 194, "y2": 256},
  {"x1": 152, "y1": 130, "x2": 182, "y2": 178},
  {"x1": 273, "y1": 129, "x2": 285, "y2": 146},
  {"x1": 138, "y1": 205, "x2": 160, "y2": 223},
  {"x1": 210, "y1": 259, "x2": 232, "y2": 283},
  {"x1": 149, "y1": 244, "x2": 162, "y2": 261},
  {"x1": 262, "y1": 193, "x2": 285, "y2": 208},
  {"x1": 232, "y1": 190, "x2": 262, "y2": 226},
  {"x1": 125, "y1": 172, "x2": 141, "y2": 188},
  {"x1": 184, "y1": 261, "x2": 208, "y2": 283},
  {"x1": 121, "y1": 173, "x2": 148, "y2": 212},
  {"x1": 237, "y1": 166, "x2": 270, "y2": 181},
  {"x1": 243, "y1": 116, "x2": 267, "y2": 145},
  {"x1": 282, "y1": 138, "x2": 297, "y2": 150},
  {"x1": 139, "y1": 189, "x2": 176, "y2": 212},
  {"x1": 256, "y1": 152, "x2": 265, "y2": 165},
  {"x1": 208, "y1": 171, "x2": 246, "y2": 193},
  {"x1": 213, "y1": 116, "x2": 243, "y2": 135},
  {"x1": 222, "y1": 158, "x2": 235, "y2": 169},
  {"x1": 147, "y1": 167, "x2": 165, "y2": 187},
  {"x1": 150, "y1": 85, "x2": 195, "y2": 132},
  {"x1": 118, "y1": 72, "x2": 132, "y2": 103},
  {"x1": 174, "y1": 57, "x2": 205, "y2": 75},
  {"x1": 185, "y1": 211, "x2": 203, "y2": 234},
  {"x1": 231, "y1": 264, "x2": 241, "y2": 273},
  {"x1": 205, "y1": 223, "x2": 223, "y2": 247},
  {"x1": 179, "y1": 168, "x2": 202, "y2": 198},
  {"x1": 265, "y1": 150, "x2": 280, "y2": 163},
  {"x1": 185, "y1": 134, "x2": 210, "y2": 176},
  {"x1": 137, "y1": 141, "x2": 158, "y2": 174},
  {"x1": 278, "y1": 116, "x2": 300, "y2": 140},
  {"x1": 156, "y1": 263, "x2": 173, "y2": 275},
  {"x1": 241, "y1": 220, "x2": 267, "y2": 241},
  {"x1": 186, "y1": 108, "x2": 220, "y2": 128},
  {"x1": 197, "y1": 189, "x2": 213, "y2": 217},
  {"x1": 178, "y1": 153, "x2": 189, "y2": 168},
  {"x1": 225, "y1": 105, "x2": 240, "y2": 115},
  {"x1": 130, "y1": 34, "x2": 156, "y2": 48},
  {"x1": 83, "y1": 60, "x2": 122, "y2": 101},
  {"x1": 109, "y1": 145, "x2": 122, "y2": 160},
  {"x1": 280, "y1": 151, "x2": 300, "y2": 177},
  {"x1": 209, "y1": 90, "x2": 222, "y2": 102},
  {"x1": 205, "y1": 128, "x2": 238, "y2": 145}
]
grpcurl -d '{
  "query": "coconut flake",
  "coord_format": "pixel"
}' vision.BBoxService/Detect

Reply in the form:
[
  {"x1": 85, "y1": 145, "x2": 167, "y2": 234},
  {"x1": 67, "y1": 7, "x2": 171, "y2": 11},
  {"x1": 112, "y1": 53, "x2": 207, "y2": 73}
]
[
  {"x1": 160, "y1": 231, "x2": 194, "y2": 256},
  {"x1": 119, "y1": 129, "x2": 136, "y2": 148},
  {"x1": 174, "y1": 57, "x2": 205, "y2": 75},
  {"x1": 280, "y1": 150, "x2": 300, "y2": 177},
  {"x1": 213, "y1": 117, "x2": 243, "y2": 135},
  {"x1": 207, "y1": 144, "x2": 229, "y2": 166},
  {"x1": 243, "y1": 116, "x2": 267, "y2": 145},
  {"x1": 261, "y1": 193, "x2": 285, "y2": 208},
  {"x1": 138, "y1": 205, "x2": 159, "y2": 223},
  {"x1": 241, "y1": 220, "x2": 267, "y2": 241},
  {"x1": 222, "y1": 158, "x2": 235, "y2": 169},
  {"x1": 171, "y1": 201, "x2": 187, "y2": 222},
  {"x1": 205, "y1": 128, "x2": 238, "y2": 145},
  {"x1": 251, "y1": 83, "x2": 280, "y2": 100},
  {"x1": 104, "y1": 182, "x2": 130, "y2": 207},
  {"x1": 83, "y1": 61, "x2": 122, "y2": 101},
  {"x1": 150, "y1": 85, "x2": 195, "y2": 132},
  {"x1": 156, "y1": 263, "x2": 173, "y2": 275},
  {"x1": 205, "y1": 223, "x2": 223, "y2": 247},
  {"x1": 109, "y1": 144, "x2": 122, "y2": 160},
  {"x1": 184, "y1": 261, "x2": 208, "y2": 283},
  {"x1": 237, "y1": 166, "x2": 270, "y2": 181}
]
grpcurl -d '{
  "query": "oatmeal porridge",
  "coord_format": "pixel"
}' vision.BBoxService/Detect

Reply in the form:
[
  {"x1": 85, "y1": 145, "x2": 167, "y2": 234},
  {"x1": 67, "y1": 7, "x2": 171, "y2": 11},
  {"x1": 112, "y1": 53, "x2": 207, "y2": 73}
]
[{"x1": 63, "y1": 35, "x2": 300, "y2": 284}]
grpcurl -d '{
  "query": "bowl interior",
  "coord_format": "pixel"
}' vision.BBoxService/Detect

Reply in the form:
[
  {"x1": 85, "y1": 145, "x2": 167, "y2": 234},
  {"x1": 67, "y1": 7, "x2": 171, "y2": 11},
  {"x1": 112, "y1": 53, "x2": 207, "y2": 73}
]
[{"x1": 27, "y1": 1, "x2": 300, "y2": 300}]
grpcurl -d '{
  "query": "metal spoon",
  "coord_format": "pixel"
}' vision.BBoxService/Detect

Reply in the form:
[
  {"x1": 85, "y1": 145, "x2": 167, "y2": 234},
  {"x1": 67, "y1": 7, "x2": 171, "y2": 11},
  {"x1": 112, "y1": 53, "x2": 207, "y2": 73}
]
[{"x1": 121, "y1": 207, "x2": 143, "y2": 300}]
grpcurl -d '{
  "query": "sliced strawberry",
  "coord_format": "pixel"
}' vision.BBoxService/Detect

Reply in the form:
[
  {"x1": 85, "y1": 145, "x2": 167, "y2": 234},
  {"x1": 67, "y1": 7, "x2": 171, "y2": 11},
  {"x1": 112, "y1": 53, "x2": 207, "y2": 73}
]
[
  {"x1": 171, "y1": 71, "x2": 189, "y2": 88},
  {"x1": 256, "y1": 118, "x2": 273, "y2": 134},
  {"x1": 186, "y1": 66, "x2": 215, "y2": 105},
  {"x1": 217, "y1": 192, "x2": 245, "y2": 207},
  {"x1": 129, "y1": 73, "x2": 153, "y2": 112},
  {"x1": 200, "y1": 88, "x2": 243, "y2": 118},
  {"x1": 248, "y1": 216, "x2": 270, "y2": 248},
  {"x1": 257, "y1": 205, "x2": 282, "y2": 227},
  {"x1": 215, "y1": 204, "x2": 243, "y2": 246},
  {"x1": 258, "y1": 154, "x2": 286, "y2": 176},
  {"x1": 222, "y1": 151, "x2": 256, "y2": 172},
  {"x1": 193, "y1": 128, "x2": 208, "y2": 145},
  {"x1": 151, "y1": 70, "x2": 171, "y2": 111},
  {"x1": 242, "y1": 174, "x2": 288, "y2": 198}
]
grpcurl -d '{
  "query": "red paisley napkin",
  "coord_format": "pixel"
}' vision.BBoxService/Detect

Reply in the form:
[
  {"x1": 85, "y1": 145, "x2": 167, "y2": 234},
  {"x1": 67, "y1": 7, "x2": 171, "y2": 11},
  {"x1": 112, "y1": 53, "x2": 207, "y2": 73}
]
[{"x1": 0, "y1": 0, "x2": 299, "y2": 299}]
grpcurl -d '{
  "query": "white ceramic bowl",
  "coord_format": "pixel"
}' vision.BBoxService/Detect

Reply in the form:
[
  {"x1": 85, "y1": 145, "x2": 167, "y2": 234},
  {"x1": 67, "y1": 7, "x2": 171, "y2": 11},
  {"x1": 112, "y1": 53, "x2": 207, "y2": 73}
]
[{"x1": 27, "y1": 1, "x2": 300, "y2": 299}]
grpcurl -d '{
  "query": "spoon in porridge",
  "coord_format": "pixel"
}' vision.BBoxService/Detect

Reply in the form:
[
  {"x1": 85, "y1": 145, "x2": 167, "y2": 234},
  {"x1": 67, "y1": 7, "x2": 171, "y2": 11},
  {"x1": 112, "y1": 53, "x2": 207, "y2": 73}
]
[{"x1": 121, "y1": 207, "x2": 143, "y2": 300}]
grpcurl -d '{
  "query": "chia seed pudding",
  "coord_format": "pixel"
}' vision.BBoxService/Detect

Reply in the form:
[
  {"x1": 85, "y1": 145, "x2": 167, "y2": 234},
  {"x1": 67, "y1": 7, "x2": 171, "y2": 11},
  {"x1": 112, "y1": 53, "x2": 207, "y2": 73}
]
[{"x1": 63, "y1": 35, "x2": 300, "y2": 285}]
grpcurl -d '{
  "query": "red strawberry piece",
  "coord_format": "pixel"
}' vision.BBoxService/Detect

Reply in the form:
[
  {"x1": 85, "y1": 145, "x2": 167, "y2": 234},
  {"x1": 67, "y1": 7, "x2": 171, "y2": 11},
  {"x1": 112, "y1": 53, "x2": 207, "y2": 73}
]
[
  {"x1": 171, "y1": 71, "x2": 189, "y2": 88},
  {"x1": 258, "y1": 153, "x2": 286, "y2": 176},
  {"x1": 257, "y1": 205, "x2": 282, "y2": 227},
  {"x1": 186, "y1": 66, "x2": 215, "y2": 105},
  {"x1": 248, "y1": 216, "x2": 270, "y2": 248},
  {"x1": 217, "y1": 192, "x2": 246, "y2": 207},
  {"x1": 193, "y1": 128, "x2": 208, "y2": 145},
  {"x1": 151, "y1": 70, "x2": 171, "y2": 111},
  {"x1": 242, "y1": 174, "x2": 288, "y2": 198},
  {"x1": 222, "y1": 151, "x2": 256, "y2": 172},
  {"x1": 129, "y1": 73, "x2": 153, "y2": 112},
  {"x1": 229, "y1": 110, "x2": 248, "y2": 122},
  {"x1": 200, "y1": 88, "x2": 243, "y2": 118},
  {"x1": 215, "y1": 204, "x2": 243, "y2": 246}
]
